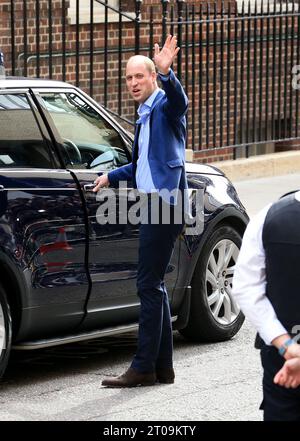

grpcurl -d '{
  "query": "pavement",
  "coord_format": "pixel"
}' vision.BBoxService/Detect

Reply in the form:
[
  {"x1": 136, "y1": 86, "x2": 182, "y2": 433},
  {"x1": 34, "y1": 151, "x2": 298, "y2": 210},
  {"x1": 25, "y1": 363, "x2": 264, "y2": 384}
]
[
  {"x1": 233, "y1": 172, "x2": 300, "y2": 217},
  {"x1": 212, "y1": 150, "x2": 300, "y2": 183},
  {"x1": 212, "y1": 149, "x2": 300, "y2": 216},
  {"x1": 0, "y1": 321, "x2": 262, "y2": 421}
]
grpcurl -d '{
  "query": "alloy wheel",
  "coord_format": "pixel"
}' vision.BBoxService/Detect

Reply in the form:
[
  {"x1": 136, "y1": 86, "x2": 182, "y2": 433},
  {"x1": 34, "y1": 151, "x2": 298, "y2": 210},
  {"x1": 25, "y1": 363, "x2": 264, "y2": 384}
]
[{"x1": 206, "y1": 238, "x2": 240, "y2": 325}]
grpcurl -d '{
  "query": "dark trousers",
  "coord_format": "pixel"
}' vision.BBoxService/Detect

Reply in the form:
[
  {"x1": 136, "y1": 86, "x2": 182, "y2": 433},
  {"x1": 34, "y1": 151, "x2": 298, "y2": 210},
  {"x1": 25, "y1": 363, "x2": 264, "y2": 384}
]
[
  {"x1": 260, "y1": 345, "x2": 300, "y2": 421},
  {"x1": 131, "y1": 196, "x2": 184, "y2": 373}
]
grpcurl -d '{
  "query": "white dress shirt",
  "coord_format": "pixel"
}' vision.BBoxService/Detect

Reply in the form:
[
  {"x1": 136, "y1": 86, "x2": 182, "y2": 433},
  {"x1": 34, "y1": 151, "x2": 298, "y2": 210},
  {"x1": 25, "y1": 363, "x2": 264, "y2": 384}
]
[{"x1": 232, "y1": 191, "x2": 300, "y2": 345}]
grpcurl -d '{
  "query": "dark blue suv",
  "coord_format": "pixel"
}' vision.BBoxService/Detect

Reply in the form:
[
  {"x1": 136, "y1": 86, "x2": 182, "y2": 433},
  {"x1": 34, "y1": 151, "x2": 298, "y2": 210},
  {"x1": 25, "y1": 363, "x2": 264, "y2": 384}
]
[{"x1": 0, "y1": 78, "x2": 248, "y2": 378}]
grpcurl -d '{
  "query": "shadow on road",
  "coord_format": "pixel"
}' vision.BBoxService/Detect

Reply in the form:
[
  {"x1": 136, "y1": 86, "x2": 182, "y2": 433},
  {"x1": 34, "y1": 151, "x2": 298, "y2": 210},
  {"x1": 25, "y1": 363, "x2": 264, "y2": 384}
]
[{"x1": 0, "y1": 331, "x2": 204, "y2": 390}]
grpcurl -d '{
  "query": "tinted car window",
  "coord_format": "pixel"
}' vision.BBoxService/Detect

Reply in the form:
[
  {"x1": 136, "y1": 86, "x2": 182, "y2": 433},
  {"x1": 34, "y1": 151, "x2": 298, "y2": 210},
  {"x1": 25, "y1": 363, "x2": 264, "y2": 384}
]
[
  {"x1": 0, "y1": 94, "x2": 54, "y2": 169},
  {"x1": 40, "y1": 92, "x2": 130, "y2": 170}
]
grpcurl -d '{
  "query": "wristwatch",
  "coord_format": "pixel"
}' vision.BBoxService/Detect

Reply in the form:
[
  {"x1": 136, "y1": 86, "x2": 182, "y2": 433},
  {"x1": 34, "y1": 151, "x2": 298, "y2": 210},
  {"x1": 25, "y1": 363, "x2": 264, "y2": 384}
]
[{"x1": 278, "y1": 338, "x2": 295, "y2": 357}]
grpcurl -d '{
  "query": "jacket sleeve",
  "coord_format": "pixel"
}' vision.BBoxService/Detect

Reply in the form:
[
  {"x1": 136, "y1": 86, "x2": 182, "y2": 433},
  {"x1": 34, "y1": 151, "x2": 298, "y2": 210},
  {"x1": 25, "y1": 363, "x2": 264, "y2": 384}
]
[
  {"x1": 107, "y1": 162, "x2": 133, "y2": 187},
  {"x1": 159, "y1": 69, "x2": 188, "y2": 120}
]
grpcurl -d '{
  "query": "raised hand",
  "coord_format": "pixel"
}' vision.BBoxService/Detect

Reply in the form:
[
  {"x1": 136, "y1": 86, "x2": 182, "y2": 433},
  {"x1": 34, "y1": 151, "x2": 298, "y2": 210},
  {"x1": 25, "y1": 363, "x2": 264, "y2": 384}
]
[{"x1": 154, "y1": 35, "x2": 180, "y2": 75}]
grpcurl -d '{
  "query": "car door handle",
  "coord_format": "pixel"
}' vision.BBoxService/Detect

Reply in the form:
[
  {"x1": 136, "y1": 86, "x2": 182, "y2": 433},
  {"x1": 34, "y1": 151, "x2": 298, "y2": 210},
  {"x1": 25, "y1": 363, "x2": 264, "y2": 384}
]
[
  {"x1": 0, "y1": 185, "x2": 4, "y2": 190},
  {"x1": 84, "y1": 184, "x2": 132, "y2": 193},
  {"x1": 83, "y1": 184, "x2": 96, "y2": 192},
  {"x1": 84, "y1": 184, "x2": 114, "y2": 192}
]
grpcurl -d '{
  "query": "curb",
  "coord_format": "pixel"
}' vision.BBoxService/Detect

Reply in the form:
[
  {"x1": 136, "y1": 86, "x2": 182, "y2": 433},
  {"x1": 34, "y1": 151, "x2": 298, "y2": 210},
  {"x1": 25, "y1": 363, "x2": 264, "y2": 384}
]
[{"x1": 208, "y1": 150, "x2": 300, "y2": 182}]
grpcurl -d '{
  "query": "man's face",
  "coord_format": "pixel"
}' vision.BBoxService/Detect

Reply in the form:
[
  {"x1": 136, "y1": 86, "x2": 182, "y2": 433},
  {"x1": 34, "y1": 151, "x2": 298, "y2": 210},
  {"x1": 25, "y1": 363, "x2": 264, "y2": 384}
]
[{"x1": 126, "y1": 60, "x2": 157, "y2": 104}]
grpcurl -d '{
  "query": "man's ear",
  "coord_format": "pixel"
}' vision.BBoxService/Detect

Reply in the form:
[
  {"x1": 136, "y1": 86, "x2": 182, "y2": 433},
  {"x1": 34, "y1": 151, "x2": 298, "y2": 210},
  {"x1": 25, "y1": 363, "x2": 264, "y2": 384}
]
[{"x1": 152, "y1": 71, "x2": 157, "y2": 83}]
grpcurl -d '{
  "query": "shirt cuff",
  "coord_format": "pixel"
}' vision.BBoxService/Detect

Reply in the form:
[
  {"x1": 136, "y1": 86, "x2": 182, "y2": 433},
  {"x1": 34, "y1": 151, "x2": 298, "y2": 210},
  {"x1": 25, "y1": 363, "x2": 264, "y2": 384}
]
[
  {"x1": 158, "y1": 70, "x2": 171, "y2": 80},
  {"x1": 259, "y1": 320, "x2": 288, "y2": 346}
]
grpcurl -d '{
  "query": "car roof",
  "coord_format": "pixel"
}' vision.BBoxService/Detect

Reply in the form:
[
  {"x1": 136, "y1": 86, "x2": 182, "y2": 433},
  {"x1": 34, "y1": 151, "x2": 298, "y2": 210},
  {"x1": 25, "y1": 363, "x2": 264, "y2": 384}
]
[{"x1": 0, "y1": 77, "x2": 74, "y2": 89}]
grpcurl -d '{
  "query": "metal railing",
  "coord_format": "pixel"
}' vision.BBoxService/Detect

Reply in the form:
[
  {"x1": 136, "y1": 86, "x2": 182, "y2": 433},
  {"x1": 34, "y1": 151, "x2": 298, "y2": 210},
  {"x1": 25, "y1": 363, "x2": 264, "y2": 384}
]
[{"x1": 4, "y1": 0, "x2": 300, "y2": 157}]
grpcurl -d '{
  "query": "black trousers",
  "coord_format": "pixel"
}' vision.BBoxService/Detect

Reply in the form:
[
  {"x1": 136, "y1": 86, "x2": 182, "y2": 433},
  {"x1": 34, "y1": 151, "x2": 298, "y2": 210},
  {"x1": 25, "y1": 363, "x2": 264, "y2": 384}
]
[
  {"x1": 260, "y1": 345, "x2": 300, "y2": 421},
  {"x1": 131, "y1": 195, "x2": 184, "y2": 373}
]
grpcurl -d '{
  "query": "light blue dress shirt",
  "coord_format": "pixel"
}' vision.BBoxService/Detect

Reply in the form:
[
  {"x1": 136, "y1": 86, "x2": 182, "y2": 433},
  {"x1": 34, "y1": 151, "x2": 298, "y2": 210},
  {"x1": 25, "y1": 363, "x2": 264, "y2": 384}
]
[{"x1": 135, "y1": 87, "x2": 162, "y2": 193}]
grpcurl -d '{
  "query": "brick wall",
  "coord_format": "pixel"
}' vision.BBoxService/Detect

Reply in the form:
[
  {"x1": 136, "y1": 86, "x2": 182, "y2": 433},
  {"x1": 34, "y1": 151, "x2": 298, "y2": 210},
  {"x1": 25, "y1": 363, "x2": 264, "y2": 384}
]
[{"x1": 1, "y1": 0, "x2": 299, "y2": 162}]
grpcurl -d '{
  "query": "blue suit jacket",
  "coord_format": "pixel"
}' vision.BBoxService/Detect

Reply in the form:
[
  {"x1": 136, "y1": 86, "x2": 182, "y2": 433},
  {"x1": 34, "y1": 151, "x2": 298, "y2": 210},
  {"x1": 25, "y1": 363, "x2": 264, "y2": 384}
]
[{"x1": 108, "y1": 69, "x2": 189, "y2": 204}]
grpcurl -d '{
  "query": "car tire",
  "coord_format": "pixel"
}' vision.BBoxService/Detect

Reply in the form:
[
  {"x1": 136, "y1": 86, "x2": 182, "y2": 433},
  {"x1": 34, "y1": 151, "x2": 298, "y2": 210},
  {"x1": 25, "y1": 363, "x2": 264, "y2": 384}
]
[
  {"x1": 179, "y1": 224, "x2": 245, "y2": 342},
  {"x1": 0, "y1": 285, "x2": 12, "y2": 379}
]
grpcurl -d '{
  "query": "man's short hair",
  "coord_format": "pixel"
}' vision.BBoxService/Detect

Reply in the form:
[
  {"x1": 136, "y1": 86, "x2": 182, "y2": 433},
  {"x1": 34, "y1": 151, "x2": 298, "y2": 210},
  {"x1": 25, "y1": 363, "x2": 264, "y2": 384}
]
[{"x1": 127, "y1": 55, "x2": 156, "y2": 74}]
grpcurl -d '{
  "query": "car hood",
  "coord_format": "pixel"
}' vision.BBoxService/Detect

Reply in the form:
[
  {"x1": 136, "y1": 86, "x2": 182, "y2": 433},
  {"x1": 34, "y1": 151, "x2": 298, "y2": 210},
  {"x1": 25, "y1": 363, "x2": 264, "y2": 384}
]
[{"x1": 185, "y1": 162, "x2": 224, "y2": 176}]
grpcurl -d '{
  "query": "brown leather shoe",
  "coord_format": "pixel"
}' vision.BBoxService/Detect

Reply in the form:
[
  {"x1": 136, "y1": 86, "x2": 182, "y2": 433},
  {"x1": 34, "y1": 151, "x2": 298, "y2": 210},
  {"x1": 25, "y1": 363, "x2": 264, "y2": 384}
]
[
  {"x1": 156, "y1": 367, "x2": 175, "y2": 384},
  {"x1": 102, "y1": 367, "x2": 156, "y2": 388}
]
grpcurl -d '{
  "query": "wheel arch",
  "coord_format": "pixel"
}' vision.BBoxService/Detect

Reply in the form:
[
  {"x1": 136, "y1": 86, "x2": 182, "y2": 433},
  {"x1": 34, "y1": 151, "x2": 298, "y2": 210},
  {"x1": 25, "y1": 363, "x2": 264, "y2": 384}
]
[
  {"x1": 0, "y1": 252, "x2": 25, "y2": 341},
  {"x1": 173, "y1": 207, "x2": 248, "y2": 325},
  {"x1": 184, "y1": 207, "x2": 248, "y2": 287},
  {"x1": 179, "y1": 221, "x2": 245, "y2": 342}
]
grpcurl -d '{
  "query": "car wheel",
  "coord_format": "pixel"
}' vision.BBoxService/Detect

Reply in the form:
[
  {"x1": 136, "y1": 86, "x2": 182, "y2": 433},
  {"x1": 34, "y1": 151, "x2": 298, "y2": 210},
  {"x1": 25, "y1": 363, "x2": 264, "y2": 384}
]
[
  {"x1": 0, "y1": 285, "x2": 12, "y2": 379},
  {"x1": 179, "y1": 225, "x2": 245, "y2": 342}
]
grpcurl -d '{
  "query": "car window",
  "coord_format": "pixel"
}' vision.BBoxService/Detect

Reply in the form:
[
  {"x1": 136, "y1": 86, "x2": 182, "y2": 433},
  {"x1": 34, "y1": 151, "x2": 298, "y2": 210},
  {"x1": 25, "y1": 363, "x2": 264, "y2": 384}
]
[
  {"x1": 39, "y1": 92, "x2": 130, "y2": 170},
  {"x1": 0, "y1": 94, "x2": 54, "y2": 169}
]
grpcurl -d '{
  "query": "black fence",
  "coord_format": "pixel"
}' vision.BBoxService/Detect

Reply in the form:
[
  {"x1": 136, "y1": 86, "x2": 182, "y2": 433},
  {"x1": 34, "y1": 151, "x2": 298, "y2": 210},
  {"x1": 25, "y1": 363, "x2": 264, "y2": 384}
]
[{"x1": 4, "y1": 0, "x2": 300, "y2": 158}]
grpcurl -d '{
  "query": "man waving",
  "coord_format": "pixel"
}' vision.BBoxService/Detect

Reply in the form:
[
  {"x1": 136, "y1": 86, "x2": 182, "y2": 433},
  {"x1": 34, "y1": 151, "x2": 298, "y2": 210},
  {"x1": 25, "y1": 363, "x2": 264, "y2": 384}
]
[{"x1": 94, "y1": 36, "x2": 188, "y2": 387}]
